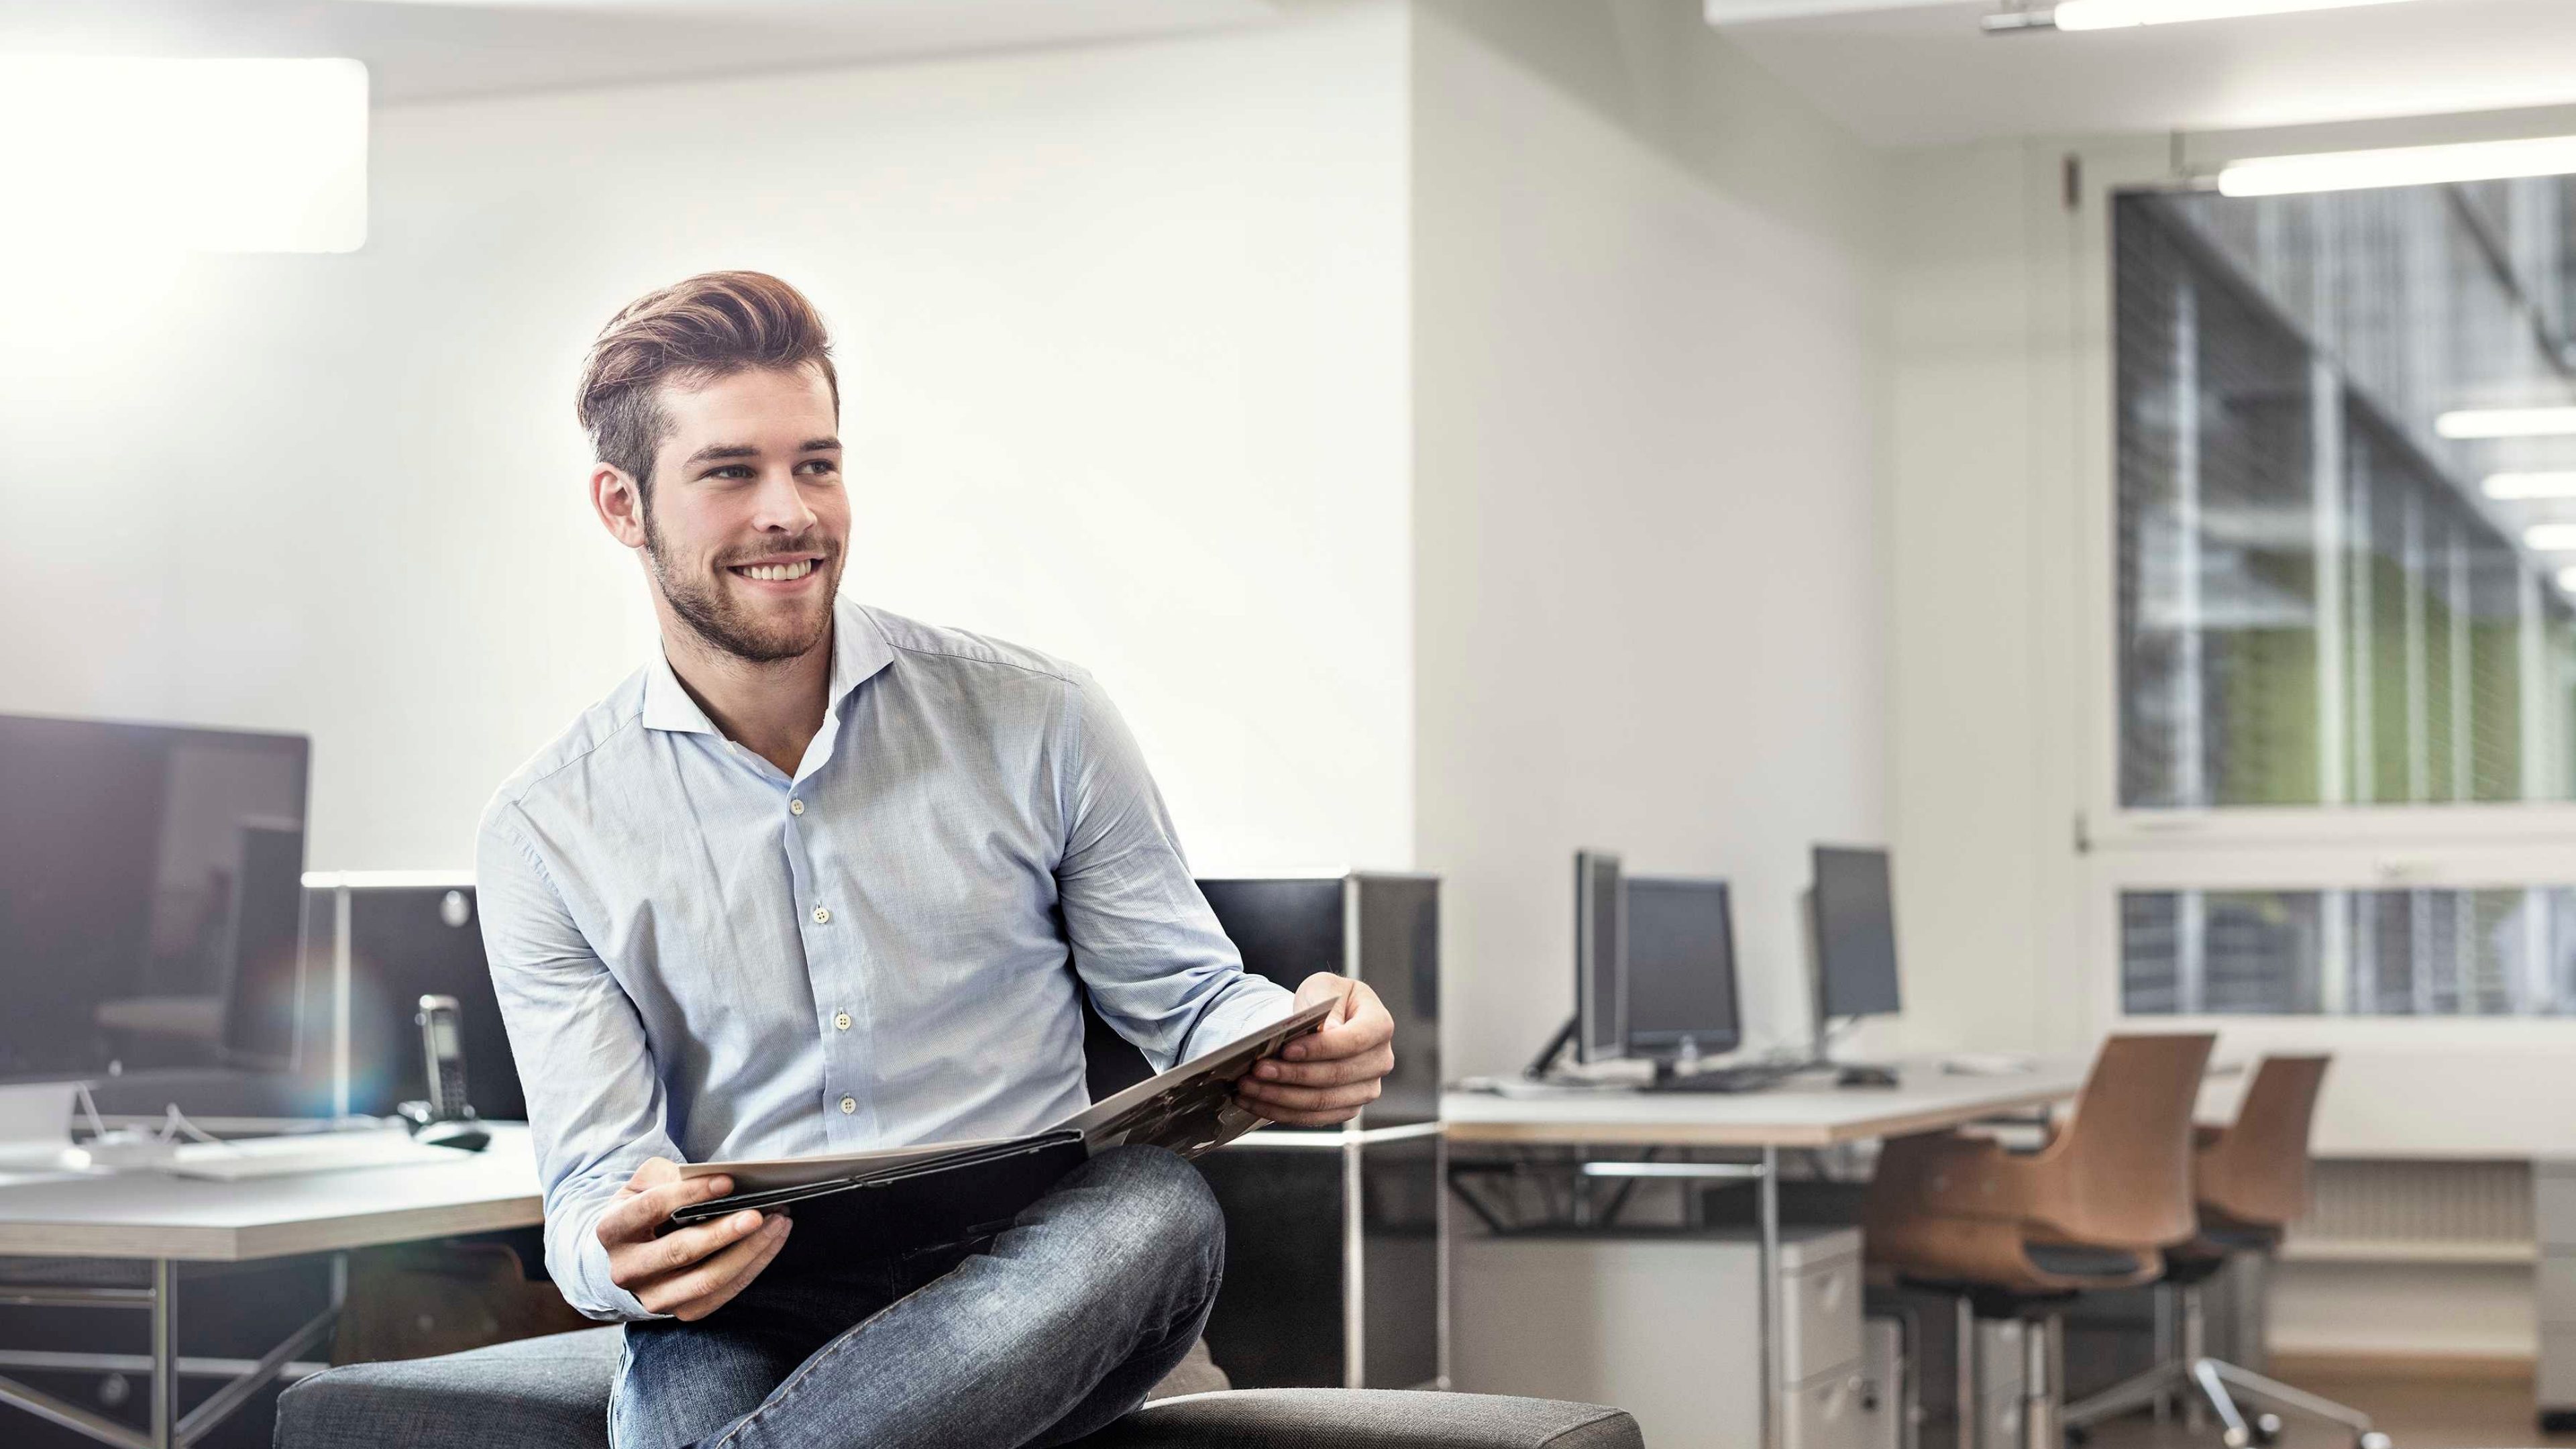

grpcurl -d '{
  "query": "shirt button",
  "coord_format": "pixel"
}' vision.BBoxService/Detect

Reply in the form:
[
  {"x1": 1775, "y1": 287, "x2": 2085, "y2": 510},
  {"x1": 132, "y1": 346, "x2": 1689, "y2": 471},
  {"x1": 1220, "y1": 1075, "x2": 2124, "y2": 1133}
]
[
  {"x1": 838, "y1": 1095, "x2": 857, "y2": 1115},
  {"x1": 790, "y1": 798, "x2": 806, "y2": 816},
  {"x1": 812, "y1": 905, "x2": 831, "y2": 925},
  {"x1": 833, "y1": 1011, "x2": 852, "y2": 1031}
]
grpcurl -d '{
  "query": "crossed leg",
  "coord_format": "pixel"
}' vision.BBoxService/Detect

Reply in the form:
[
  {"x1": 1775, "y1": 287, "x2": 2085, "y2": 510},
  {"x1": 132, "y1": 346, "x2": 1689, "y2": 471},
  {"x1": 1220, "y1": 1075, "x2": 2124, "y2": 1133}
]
[{"x1": 612, "y1": 1145, "x2": 1226, "y2": 1449}]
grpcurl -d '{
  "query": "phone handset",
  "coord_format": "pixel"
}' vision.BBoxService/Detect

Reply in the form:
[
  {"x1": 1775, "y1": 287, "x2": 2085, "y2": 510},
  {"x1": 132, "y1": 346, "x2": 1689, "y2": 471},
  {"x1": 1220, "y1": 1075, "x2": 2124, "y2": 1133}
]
[{"x1": 398, "y1": 994, "x2": 490, "y2": 1152}]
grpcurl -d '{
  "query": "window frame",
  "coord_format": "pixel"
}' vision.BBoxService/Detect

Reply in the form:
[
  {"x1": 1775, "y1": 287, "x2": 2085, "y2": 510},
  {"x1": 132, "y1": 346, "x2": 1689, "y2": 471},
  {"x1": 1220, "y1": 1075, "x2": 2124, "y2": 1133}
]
[{"x1": 2068, "y1": 149, "x2": 2576, "y2": 1044}]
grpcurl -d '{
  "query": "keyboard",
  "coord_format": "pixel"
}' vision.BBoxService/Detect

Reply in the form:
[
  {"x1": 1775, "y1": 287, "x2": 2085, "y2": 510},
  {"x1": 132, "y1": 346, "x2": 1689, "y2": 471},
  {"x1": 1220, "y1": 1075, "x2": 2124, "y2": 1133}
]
[
  {"x1": 1640, "y1": 1065, "x2": 1791, "y2": 1094},
  {"x1": 164, "y1": 1129, "x2": 468, "y2": 1181}
]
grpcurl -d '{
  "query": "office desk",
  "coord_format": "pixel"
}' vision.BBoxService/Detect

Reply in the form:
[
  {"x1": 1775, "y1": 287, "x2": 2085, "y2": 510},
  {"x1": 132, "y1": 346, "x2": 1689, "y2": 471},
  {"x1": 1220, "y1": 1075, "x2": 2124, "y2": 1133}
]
[
  {"x1": 1443, "y1": 1064, "x2": 2090, "y2": 1449},
  {"x1": 0, "y1": 1126, "x2": 541, "y2": 1449}
]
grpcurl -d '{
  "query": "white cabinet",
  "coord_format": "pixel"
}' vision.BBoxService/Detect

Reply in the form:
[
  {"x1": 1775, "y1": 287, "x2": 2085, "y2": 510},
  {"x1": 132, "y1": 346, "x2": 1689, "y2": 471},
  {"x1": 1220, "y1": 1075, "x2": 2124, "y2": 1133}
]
[
  {"x1": 1453, "y1": 1226, "x2": 1871, "y2": 1449},
  {"x1": 2540, "y1": 1161, "x2": 2576, "y2": 1432}
]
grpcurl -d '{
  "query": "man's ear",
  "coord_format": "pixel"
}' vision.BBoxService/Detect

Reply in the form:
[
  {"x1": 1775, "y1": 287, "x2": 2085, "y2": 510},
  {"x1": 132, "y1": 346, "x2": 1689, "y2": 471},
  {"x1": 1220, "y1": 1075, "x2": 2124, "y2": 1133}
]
[{"x1": 592, "y1": 464, "x2": 649, "y2": 551}]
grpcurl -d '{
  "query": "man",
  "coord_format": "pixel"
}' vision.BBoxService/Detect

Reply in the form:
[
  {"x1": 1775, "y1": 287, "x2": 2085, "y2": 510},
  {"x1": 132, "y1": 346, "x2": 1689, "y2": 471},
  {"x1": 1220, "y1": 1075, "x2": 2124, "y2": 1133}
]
[{"x1": 476, "y1": 270, "x2": 1395, "y2": 1449}]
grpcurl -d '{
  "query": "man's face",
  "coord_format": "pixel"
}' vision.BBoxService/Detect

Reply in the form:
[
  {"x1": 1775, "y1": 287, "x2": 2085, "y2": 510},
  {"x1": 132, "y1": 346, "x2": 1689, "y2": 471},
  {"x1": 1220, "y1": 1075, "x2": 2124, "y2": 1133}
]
[{"x1": 633, "y1": 364, "x2": 849, "y2": 663}]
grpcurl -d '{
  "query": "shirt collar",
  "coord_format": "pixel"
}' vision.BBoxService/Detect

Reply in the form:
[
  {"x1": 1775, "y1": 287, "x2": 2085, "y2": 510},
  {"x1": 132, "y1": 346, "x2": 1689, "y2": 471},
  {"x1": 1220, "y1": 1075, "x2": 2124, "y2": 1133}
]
[{"x1": 639, "y1": 594, "x2": 896, "y2": 737}]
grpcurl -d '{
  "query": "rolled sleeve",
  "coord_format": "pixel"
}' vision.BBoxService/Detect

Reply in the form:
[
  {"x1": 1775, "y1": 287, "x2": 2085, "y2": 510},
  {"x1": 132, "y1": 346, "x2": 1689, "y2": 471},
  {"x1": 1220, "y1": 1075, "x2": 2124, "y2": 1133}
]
[
  {"x1": 1053, "y1": 676, "x2": 1295, "y2": 1071},
  {"x1": 476, "y1": 805, "x2": 672, "y2": 1323}
]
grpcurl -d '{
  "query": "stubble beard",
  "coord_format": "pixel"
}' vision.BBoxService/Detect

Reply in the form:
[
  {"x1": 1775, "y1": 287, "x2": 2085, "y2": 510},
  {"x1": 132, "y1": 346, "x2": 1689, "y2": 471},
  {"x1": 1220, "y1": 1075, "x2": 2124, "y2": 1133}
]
[{"x1": 644, "y1": 507, "x2": 841, "y2": 665}]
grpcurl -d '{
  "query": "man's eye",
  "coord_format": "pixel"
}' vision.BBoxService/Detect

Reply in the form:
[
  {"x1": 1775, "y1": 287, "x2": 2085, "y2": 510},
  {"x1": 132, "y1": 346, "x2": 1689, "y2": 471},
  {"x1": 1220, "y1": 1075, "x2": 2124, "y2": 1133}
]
[
  {"x1": 706, "y1": 466, "x2": 754, "y2": 480},
  {"x1": 798, "y1": 460, "x2": 839, "y2": 477}
]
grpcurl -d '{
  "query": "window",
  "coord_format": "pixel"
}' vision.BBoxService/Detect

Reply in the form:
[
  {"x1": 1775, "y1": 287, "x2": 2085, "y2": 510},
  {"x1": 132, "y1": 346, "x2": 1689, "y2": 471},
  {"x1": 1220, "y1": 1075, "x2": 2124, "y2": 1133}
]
[
  {"x1": 2115, "y1": 189, "x2": 2576, "y2": 808},
  {"x1": 2103, "y1": 178, "x2": 2576, "y2": 1022},
  {"x1": 2121, "y1": 886, "x2": 2576, "y2": 1017}
]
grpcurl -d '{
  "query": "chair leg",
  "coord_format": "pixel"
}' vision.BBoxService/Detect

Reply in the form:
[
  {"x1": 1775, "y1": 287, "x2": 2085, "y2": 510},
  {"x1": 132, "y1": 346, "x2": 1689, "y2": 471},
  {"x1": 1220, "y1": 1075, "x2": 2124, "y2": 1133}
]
[
  {"x1": 2151, "y1": 1281, "x2": 2175, "y2": 1425},
  {"x1": 2192, "y1": 1357, "x2": 2393, "y2": 1449},
  {"x1": 2065, "y1": 1281, "x2": 2190, "y2": 1431},
  {"x1": 2063, "y1": 1361, "x2": 2185, "y2": 1431},
  {"x1": 2179, "y1": 1282, "x2": 2208, "y2": 1434},
  {"x1": 2021, "y1": 1314, "x2": 2063, "y2": 1449},
  {"x1": 1957, "y1": 1297, "x2": 1979, "y2": 1449}
]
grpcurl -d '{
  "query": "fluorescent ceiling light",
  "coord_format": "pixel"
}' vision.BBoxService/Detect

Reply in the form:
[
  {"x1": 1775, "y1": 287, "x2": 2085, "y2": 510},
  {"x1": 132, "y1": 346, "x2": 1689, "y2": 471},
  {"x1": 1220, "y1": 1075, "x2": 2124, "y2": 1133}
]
[
  {"x1": 2220, "y1": 134, "x2": 2576, "y2": 198},
  {"x1": 2528, "y1": 525, "x2": 2576, "y2": 551},
  {"x1": 2485, "y1": 473, "x2": 2576, "y2": 501},
  {"x1": 0, "y1": 57, "x2": 367, "y2": 254},
  {"x1": 2559, "y1": 567, "x2": 2576, "y2": 592},
  {"x1": 2051, "y1": 0, "x2": 2416, "y2": 30},
  {"x1": 2438, "y1": 407, "x2": 2576, "y2": 440}
]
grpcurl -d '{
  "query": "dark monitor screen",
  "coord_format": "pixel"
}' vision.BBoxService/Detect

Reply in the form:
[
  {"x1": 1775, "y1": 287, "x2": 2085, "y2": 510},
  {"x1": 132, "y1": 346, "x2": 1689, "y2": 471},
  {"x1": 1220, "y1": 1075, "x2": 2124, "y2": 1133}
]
[
  {"x1": 1574, "y1": 850, "x2": 1623, "y2": 1065},
  {"x1": 0, "y1": 713, "x2": 309, "y2": 1083},
  {"x1": 1624, "y1": 877, "x2": 1739, "y2": 1060},
  {"x1": 1812, "y1": 845, "x2": 1900, "y2": 1021}
]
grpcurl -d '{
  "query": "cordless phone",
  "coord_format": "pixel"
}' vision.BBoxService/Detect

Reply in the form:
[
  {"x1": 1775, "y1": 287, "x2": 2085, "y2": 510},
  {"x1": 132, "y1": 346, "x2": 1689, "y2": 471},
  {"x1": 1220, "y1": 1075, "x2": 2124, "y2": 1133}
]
[{"x1": 397, "y1": 995, "x2": 490, "y2": 1152}]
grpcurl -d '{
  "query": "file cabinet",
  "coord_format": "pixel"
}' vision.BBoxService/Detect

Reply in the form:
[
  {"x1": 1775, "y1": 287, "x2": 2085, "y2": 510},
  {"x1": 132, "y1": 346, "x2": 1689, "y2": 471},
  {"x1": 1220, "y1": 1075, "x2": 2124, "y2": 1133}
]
[{"x1": 1453, "y1": 1226, "x2": 1869, "y2": 1449}]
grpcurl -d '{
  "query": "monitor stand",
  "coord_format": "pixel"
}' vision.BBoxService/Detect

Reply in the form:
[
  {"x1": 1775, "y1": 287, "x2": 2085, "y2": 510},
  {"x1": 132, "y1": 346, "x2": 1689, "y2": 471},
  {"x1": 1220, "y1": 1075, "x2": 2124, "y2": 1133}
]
[
  {"x1": 1524, "y1": 1016, "x2": 1580, "y2": 1080},
  {"x1": 1642, "y1": 1057, "x2": 1788, "y2": 1094}
]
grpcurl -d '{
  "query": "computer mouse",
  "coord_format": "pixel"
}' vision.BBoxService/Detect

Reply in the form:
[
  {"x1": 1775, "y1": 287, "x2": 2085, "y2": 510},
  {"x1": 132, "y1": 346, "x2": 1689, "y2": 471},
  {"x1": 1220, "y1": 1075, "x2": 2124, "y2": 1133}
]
[
  {"x1": 1836, "y1": 1065, "x2": 1901, "y2": 1089},
  {"x1": 415, "y1": 1118, "x2": 492, "y2": 1153}
]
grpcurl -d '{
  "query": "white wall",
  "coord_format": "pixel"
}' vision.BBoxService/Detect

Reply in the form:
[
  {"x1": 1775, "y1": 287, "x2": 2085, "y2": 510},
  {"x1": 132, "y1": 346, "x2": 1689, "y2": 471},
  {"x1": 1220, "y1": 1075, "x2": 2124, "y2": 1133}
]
[
  {"x1": 1409, "y1": 0, "x2": 1890, "y2": 1076},
  {"x1": 0, "y1": 6, "x2": 1416, "y2": 877}
]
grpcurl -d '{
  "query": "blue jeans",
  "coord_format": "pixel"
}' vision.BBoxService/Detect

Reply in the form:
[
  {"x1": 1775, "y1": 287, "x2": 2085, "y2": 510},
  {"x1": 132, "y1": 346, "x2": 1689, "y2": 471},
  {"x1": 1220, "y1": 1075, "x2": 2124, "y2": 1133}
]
[{"x1": 609, "y1": 1145, "x2": 1226, "y2": 1449}]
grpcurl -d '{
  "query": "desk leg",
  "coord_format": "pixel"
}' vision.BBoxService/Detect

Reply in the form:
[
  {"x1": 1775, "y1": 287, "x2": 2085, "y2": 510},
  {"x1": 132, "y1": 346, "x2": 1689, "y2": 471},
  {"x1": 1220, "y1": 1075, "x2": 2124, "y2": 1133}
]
[
  {"x1": 149, "y1": 1261, "x2": 178, "y2": 1449},
  {"x1": 1759, "y1": 1146, "x2": 1779, "y2": 1449}
]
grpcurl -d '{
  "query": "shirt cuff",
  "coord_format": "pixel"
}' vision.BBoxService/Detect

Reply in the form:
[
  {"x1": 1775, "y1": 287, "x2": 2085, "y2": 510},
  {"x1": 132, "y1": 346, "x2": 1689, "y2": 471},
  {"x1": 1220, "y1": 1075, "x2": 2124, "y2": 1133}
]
[
  {"x1": 572, "y1": 1212, "x2": 667, "y2": 1323},
  {"x1": 1180, "y1": 977, "x2": 1299, "y2": 1061}
]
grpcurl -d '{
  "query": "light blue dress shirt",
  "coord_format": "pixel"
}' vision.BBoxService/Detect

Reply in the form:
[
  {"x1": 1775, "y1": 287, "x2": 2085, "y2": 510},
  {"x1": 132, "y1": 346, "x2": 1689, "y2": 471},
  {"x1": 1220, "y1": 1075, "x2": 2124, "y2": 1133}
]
[{"x1": 475, "y1": 597, "x2": 1293, "y2": 1321}]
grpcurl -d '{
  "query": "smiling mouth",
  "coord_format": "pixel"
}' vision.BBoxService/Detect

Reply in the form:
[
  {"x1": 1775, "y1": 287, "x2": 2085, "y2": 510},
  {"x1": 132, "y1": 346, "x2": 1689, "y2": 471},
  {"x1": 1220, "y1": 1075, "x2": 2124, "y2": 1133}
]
[{"x1": 729, "y1": 558, "x2": 818, "y2": 582}]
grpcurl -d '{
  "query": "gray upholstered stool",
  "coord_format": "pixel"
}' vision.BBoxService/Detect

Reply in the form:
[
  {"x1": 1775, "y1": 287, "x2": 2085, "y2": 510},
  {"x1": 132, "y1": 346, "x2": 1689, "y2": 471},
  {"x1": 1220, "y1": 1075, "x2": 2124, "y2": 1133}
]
[{"x1": 275, "y1": 1328, "x2": 1645, "y2": 1449}]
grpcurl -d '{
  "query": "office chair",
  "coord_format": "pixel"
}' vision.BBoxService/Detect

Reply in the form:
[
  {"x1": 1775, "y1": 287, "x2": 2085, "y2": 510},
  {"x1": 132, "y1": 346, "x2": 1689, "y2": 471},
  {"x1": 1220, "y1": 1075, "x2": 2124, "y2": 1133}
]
[
  {"x1": 2063, "y1": 1055, "x2": 2390, "y2": 1449},
  {"x1": 1864, "y1": 1032, "x2": 2215, "y2": 1449}
]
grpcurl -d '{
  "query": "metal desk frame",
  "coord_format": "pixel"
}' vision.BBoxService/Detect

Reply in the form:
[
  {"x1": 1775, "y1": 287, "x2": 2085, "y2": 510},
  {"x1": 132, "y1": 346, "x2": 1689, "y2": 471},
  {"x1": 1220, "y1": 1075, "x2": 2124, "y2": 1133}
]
[{"x1": 0, "y1": 1254, "x2": 344, "y2": 1449}]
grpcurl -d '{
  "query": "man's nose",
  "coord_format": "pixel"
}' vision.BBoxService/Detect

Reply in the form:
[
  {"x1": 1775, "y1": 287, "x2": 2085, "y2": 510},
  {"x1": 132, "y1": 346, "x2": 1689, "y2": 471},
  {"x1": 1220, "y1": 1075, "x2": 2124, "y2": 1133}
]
[{"x1": 748, "y1": 467, "x2": 817, "y2": 533}]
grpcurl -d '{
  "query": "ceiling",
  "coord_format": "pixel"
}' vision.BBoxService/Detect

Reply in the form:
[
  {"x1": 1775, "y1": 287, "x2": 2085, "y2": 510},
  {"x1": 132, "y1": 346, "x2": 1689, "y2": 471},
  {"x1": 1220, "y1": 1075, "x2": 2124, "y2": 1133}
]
[
  {"x1": 0, "y1": 0, "x2": 1279, "y2": 105},
  {"x1": 1705, "y1": 0, "x2": 2576, "y2": 148}
]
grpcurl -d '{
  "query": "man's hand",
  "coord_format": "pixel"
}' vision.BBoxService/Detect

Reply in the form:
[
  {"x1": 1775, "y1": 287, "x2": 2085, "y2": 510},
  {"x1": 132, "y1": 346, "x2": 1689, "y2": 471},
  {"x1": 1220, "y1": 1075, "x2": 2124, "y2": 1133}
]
[
  {"x1": 1234, "y1": 973, "x2": 1396, "y2": 1127},
  {"x1": 596, "y1": 1159, "x2": 792, "y2": 1321}
]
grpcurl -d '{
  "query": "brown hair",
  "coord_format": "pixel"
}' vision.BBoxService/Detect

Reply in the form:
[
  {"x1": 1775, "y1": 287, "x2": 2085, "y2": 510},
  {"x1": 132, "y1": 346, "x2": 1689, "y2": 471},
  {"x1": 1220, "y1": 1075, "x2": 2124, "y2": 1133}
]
[{"x1": 576, "y1": 270, "x2": 840, "y2": 498}]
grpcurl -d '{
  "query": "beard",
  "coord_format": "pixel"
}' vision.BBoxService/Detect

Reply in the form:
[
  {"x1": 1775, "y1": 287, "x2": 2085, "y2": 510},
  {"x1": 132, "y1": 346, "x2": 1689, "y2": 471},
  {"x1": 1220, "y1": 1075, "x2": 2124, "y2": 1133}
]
[{"x1": 645, "y1": 512, "x2": 842, "y2": 664}]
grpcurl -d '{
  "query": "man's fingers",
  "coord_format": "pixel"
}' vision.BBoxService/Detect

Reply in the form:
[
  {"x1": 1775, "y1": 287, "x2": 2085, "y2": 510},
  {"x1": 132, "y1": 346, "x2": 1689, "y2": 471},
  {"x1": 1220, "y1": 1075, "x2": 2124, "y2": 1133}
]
[
  {"x1": 1235, "y1": 1077, "x2": 1383, "y2": 1112},
  {"x1": 610, "y1": 1208, "x2": 767, "y2": 1287},
  {"x1": 677, "y1": 1214, "x2": 796, "y2": 1322},
  {"x1": 597, "y1": 1173, "x2": 735, "y2": 1246},
  {"x1": 1283, "y1": 987, "x2": 1392, "y2": 1061},
  {"x1": 642, "y1": 1216, "x2": 792, "y2": 1320},
  {"x1": 1249, "y1": 1044, "x2": 1393, "y2": 1088}
]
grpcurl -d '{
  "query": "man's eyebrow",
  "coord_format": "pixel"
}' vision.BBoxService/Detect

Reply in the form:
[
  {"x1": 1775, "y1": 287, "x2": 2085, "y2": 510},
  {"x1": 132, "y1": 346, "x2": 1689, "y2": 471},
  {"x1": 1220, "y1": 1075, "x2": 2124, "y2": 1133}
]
[
  {"x1": 684, "y1": 443, "x2": 761, "y2": 466},
  {"x1": 800, "y1": 437, "x2": 842, "y2": 453}
]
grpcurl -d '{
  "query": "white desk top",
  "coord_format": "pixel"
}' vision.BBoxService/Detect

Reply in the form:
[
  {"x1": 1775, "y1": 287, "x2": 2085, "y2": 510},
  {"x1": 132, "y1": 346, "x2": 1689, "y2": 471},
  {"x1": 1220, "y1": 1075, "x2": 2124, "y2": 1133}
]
[
  {"x1": 0, "y1": 1126, "x2": 543, "y2": 1262},
  {"x1": 1442, "y1": 1061, "x2": 2090, "y2": 1148}
]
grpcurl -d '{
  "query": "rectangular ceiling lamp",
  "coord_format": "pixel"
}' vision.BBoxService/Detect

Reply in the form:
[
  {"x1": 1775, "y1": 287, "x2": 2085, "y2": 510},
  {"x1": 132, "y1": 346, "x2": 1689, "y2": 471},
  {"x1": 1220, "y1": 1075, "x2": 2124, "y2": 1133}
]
[
  {"x1": 2438, "y1": 407, "x2": 2576, "y2": 440},
  {"x1": 2050, "y1": 0, "x2": 2416, "y2": 30},
  {"x1": 2484, "y1": 473, "x2": 2576, "y2": 500},
  {"x1": 2220, "y1": 134, "x2": 2576, "y2": 198},
  {"x1": 0, "y1": 57, "x2": 368, "y2": 253},
  {"x1": 2526, "y1": 525, "x2": 2576, "y2": 551}
]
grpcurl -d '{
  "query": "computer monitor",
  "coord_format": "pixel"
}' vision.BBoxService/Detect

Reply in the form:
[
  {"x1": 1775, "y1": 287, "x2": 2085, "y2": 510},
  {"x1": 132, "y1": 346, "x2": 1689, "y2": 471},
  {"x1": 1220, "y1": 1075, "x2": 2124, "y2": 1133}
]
[
  {"x1": 1573, "y1": 850, "x2": 1624, "y2": 1065},
  {"x1": 1623, "y1": 877, "x2": 1741, "y2": 1071},
  {"x1": 221, "y1": 820, "x2": 311, "y2": 1070},
  {"x1": 1810, "y1": 845, "x2": 1900, "y2": 1022},
  {"x1": 0, "y1": 712, "x2": 310, "y2": 1084}
]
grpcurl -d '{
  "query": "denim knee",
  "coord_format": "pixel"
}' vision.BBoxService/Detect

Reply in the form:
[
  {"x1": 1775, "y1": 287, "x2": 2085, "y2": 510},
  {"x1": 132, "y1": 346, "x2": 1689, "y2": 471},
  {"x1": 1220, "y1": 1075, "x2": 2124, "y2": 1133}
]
[{"x1": 1079, "y1": 1145, "x2": 1226, "y2": 1287}]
